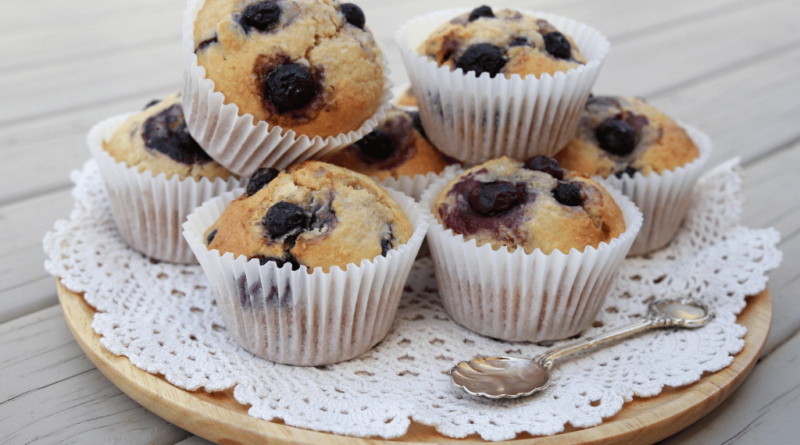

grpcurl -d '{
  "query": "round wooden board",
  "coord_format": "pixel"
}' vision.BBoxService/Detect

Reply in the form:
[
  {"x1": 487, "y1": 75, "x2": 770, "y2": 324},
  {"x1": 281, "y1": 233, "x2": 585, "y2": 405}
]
[{"x1": 58, "y1": 281, "x2": 771, "y2": 445}]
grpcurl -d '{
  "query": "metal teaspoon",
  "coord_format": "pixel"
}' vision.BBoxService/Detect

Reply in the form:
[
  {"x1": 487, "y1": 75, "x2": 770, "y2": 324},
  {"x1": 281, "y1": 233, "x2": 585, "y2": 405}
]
[{"x1": 449, "y1": 297, "x2": 715, "y2": 399}]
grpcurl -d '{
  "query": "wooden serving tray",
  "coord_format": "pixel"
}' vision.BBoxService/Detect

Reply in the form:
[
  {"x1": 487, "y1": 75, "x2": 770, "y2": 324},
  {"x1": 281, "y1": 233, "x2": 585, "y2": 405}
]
[{"x1": 58, "y1": 280, "x2": 771, "y2": 445}]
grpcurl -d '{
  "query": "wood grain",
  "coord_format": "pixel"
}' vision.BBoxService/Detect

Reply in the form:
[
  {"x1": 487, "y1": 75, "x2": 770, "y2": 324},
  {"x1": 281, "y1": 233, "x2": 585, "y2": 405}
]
[
  {"x1": 58, "y1": 281, "x2": 771, "y2": 445},
  {"x1": 0, "y1": 306, "x2": 191, "y2": 445}
]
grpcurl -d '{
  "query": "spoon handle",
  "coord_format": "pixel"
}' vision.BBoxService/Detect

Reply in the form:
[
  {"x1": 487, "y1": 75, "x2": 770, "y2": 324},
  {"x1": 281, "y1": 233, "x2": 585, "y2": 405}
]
[{"x1": 537, "y1": 318, "x2": 656, "y2": 368}]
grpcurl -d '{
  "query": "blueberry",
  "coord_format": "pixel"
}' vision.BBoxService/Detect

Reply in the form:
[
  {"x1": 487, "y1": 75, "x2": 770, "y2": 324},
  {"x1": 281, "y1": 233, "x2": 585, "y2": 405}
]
[
  {"x1": 340, "y1": 3, "x2": 365, "y2": 29},
  {"x1": 509, "y1": 37, "x2": 529, "y2": 47},
  {"x1": 410, "y1": 111, "x2": 426, "y2": 139},
  {"x1": 543, "y1": 31, "x2": 571, "y2": 59},
  {"x1": 196, "y1": 36, "x2": 218, "y2": 51},
  {"x1": 246, "y1": 167, "x2": 280, "y2": 196},
  {"x1": 523, "y1": 155, "x2": 564, "y2": 180},
  {"x1": 265, "y1": 202, "x2": 310, "y2": 238},
  {"x1": 354, "y1": 129, "x2": 394, "y2": 161},
  {"x1": 456, "y1": 43, "x2": 506, "y2": 78},
  {"x1": 258, "y1": 255, "x2": 301, "y2": 270},
  {"x1": 553, "y1": 182, "x2": 582, "y2": 206},
  {"x1": 468, "y1": 181, "x2": 520, "y2": 215},
  {"x1": 241, "y1": 1, "x2": 282, "y2": 32},
  {"x1": 143, "y1": 99, "x2": 160, "y2": 110},
  {"x1": 614, "y1": 165, "x2": 639, "y2": 179},
  {"x1": 206, "y1": 229, "x2": 217, "y2": 246},
  {"x1": 468, "y1": 5, "x2": 494, "y2": 22},
  {"x1": 142, "y1": 104, "x2": 212, "y2": 165},
  {"x1": 380, "y1": 238, "x2": 393, "y2": 257},
  {"x1": 264, "y1": 64, "x2": 316, "y2": 113},
  {"x1": 596, "y1": 119, "x2": 637, "y2": 155}
]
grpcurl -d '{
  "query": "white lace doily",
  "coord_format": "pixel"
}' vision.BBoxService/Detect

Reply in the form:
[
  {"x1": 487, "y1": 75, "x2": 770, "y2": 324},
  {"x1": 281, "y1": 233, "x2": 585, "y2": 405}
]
[{"x1": 44, "y1": 159, "x2": 782, "y2": 441}]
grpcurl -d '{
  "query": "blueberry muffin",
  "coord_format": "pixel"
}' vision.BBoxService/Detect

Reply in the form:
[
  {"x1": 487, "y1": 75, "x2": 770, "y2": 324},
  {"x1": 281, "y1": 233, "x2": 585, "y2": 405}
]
[
  {"x1": 193, "y1": 0, "x2": 385, "y2": 138},
  {"x1": 103, "y1": 93, "x2": 236, "y2": 182},
  {"x1": 322, "y1": 107, "x2": 454, "y2": 180},
  {"x1": 204, "y1": 161, "x2": 413, "y2": 272},
  {"x1": 433, "y1": 156, "x2": 625, "y2": 254},
  {"x1": 555, "y1": 95, "x2": 700, "y2": 178},
  {"x1": 417, "y1": 5, "x2": 586, "y2": 79}
]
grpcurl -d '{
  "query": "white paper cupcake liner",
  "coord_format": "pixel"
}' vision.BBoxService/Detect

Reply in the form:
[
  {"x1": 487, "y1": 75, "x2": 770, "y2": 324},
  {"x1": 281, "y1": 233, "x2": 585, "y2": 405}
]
[
  {"x1": 396, "y1": 9, "x2": 609, "y2": 165},
  {"x1": 182, "y1": 0, "x2": 394, "y2": 176},
  {"x1": 182, "y1": 188, "x2": 430, "y2": 366},
  {"x1": 376, "y1": 164, "x2": 461, "y2": 201},
  {"x1": 604, "y1": 123, "x2": 713, "y2": 256},
  {"x1": 87, "y1": 114, "x2": 247, "y2": 264},
  {"x1": 419, "y1": 176, "x2": 643, "y2": 342}
]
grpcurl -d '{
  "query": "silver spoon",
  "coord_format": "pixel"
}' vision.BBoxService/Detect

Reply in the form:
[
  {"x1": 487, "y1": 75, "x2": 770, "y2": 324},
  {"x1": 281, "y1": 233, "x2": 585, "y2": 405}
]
[{"x1": 450, "y1": 297, "x2": 714, "y2": 399}]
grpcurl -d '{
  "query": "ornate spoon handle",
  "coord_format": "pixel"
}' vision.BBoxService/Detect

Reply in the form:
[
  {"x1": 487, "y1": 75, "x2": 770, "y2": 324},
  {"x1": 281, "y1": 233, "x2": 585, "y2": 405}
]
[{"x1": 537, "y1": 297, "x2": 714, "y2": 368}]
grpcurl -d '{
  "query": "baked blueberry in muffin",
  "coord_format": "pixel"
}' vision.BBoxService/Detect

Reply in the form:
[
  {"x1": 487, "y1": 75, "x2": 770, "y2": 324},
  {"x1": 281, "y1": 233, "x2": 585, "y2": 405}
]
[
  {"x1": 555, "y1": 95, "x2": 700, "y2": 178},
  {"x1": 204, "y1": 161, "x2": 413, "y2": 272},
  {"x1": 103, "y1": 93, "x2": 235, "y2": 181},
  {"x1": 193, "y1": 0, "x2": 385, "y2": 138},
  {"x1": 417, "y1": 5, "x2": 586, "y2": 79},
  {"x1": 433, "y1": 156, "x2": 625, "y2": 254},
  {"x1": 322, "y1": 107, "x2": 455, "y2": 180}
]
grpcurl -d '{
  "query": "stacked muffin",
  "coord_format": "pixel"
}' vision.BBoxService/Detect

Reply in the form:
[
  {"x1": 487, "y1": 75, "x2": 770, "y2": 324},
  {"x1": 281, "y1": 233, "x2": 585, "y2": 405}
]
[{"x1": 89, "y1": 2, "x2": 712, "y2": 362}]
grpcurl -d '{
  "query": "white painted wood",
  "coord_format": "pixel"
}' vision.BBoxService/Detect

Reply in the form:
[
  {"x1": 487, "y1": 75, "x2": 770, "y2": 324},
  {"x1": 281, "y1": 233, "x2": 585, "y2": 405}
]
[
  {"x1": 0, "y1": 189, "x2": 74, "y2": 323},
  {"x1": 174, "y1": 436, "x2": 215, "y2": 445},
  {"x1": 0, "y1": 306, "x2": 191, "y2": 445},
  {"x1": 660, "y1": 328, "x2": 800, "y2": 444}
]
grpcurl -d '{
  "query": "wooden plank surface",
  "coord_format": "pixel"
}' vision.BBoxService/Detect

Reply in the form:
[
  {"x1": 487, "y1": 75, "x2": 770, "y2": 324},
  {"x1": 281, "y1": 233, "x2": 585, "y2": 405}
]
[{"x1": 0, "y1": 306, "x2": 191, "y2": 445}]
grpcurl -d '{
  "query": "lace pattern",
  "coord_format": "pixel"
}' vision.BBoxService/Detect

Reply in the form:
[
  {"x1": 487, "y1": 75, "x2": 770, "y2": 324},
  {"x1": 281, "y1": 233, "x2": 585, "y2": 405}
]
[{"x1": 44, "y1": 159, "x2": 781, "y2": 441}]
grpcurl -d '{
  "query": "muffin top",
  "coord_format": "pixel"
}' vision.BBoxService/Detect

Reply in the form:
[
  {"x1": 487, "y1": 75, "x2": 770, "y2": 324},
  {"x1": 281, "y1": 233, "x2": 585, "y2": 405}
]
[
  {"x1": 395, "y1": 86, "x2": 419, "y2": 108},
  {"x1": 417, "y1": 5, "x2": 586, "y2": 79},
  {"x1": 322, "y1": 107, "x2": 455, "y2": 180},
  {"x1": 193, "y1": 0, "x2": 385, "y2": 139},
  {"x1": 205, "y1": 161, "x2": 413, "y2": 273},
  {"x1": 103, "y1": 93, "x2": 235, "y2": 182},
  {"x1": 555, "y1": 96, "x2": 700, "y2": 178},
  {"x1": 433, "y1": 156, "x2": 625, "y2": 254}
]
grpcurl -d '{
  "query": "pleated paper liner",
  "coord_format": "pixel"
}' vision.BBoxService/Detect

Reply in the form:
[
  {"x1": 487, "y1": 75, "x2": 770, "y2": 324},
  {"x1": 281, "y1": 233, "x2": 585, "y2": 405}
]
[
  {"x1": 396, "y1": 9, "x2": 610, "y2": 165},
  {"x1": 603, "y1": 123, "x2": 713, "y2": 256},
  {"x1": 87, "y1": 114, "x2": 246, "y2": 264},
  {"x1": 182, "y1": 0, "x2": 394, "y2": 176},
  {"x1": 419, "y1": 176, "x2": 643, "y2": 342},
  {"x1": 182, "y1": 187, "x2": 430, "y2": 366}
]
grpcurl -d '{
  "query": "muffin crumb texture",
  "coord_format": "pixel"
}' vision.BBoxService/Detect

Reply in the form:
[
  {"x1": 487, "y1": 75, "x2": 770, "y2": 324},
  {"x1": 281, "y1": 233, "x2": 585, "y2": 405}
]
[
  {"x1": 323, "y1": 107, "x2": 454, "y2": 180},
  {"x1": 205, "y1": 161, "x2": 413, "y2": 273},
  {"x1": 194, "y1": 0, "x2": 385, "y2": 138},
  {"x1": 434, "y1": 156, "x2": 625, "y2": 254},
  {"x1": 103, "y1": 93, "x2": 235, "y2": 182},
  {"x1": 555, "y1": 95, "x2": 700, "y2": 178},
  {"x1": 417, "y1": 6, "x2": 586, "y2": 79}
]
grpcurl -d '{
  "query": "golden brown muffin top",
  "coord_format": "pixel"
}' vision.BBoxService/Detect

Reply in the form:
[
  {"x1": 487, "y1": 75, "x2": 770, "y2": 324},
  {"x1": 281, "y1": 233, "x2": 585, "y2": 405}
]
[
  {"x1": 434, "y1": 156, "x2": 625, "y2": 255},
  {"x1": 205, "y1": 161, "x2": 413, "y2": 273},
  {"x1": 417, "y1": 6, "x2": 585, "y2": 79},
  {"x1": 194, "y1": 0, "x2": 385, "y2": 138},
  {"x1": 103, "y1": 93, "x2": 236, "y2": 182},
  {"x1": 322, "y1": 107, "x2": 454, "y2": 180},
  {"x1": 555, "y1": 96, "x2": 700, "y2": 178}
]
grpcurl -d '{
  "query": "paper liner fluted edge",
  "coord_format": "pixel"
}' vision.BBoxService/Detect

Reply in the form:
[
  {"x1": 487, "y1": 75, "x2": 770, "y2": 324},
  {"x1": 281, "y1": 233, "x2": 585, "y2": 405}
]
[
  {"x1": 87, "y1": 114, "x2": 247, "y2": 264},
  {"x1": 604, "y1": 123, "x2": 713, "y2": 256},
  {"x1": 395, "y1": 9, "x2": 610, "y2": 164},
  {"x1": 182, "y1": 0, "x2": 394, "y2": 176},
  {"x1": 376, "y1": 164, "x2": 462, "y2": 201},
  {"x1": 418, "y1": 176, "x2": 643, "y2": 342},
  {"x1": 182, "y1": 187, "x2": 430, "y2": 366}
]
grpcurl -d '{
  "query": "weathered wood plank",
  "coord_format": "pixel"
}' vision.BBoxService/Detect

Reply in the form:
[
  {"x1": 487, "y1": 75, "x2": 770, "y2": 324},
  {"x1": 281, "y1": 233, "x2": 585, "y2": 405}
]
[
  {"x1": 0, "y1": 189, "x2": 73, "y2": 323},
  {"x1": 660, "y1": 328, "x2": 800, "y2": 444},
  {"x1": 594, "y1": 0, "x2": 800, "y2": 96},
  {"x1": 0, "y1": 306, "x2": 191, "y2": 445}
]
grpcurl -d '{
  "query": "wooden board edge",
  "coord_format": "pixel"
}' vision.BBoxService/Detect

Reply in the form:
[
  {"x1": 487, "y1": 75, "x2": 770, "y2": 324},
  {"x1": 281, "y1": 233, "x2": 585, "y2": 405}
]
[{"x1": 57, "y1": 280, "x2": 771, "y2": 445}]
